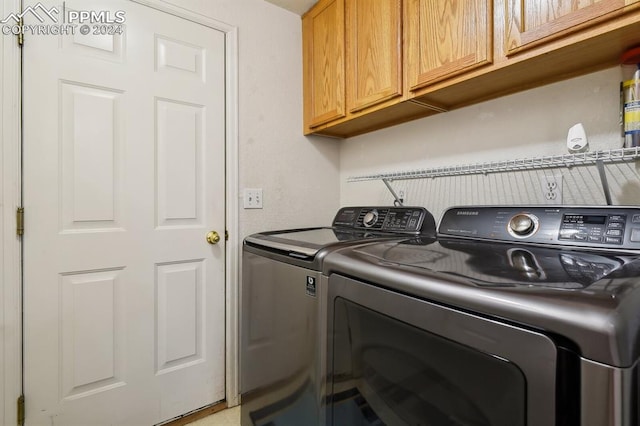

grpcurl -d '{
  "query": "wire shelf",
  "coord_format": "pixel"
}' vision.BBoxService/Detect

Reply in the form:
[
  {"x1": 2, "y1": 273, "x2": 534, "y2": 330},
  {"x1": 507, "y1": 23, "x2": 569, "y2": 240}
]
[{"x1": 347, "y1": 147, "x2": 640, "y2": 182}]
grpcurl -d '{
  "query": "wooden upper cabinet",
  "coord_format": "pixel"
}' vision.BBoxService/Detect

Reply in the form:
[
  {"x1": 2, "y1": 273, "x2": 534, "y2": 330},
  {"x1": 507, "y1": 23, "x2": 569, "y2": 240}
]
[
  {"x1": 303, "y1": 0, "x2": 346, "y2": 129},
  {"x1": 505, "y1": 0, "x2": 635, "y2": 55},
  {"x1": 301, "y1": 0, "x2": 640, "y2": 137},
  {"x1": 346, "y1": 0, "x2": 403, "y2": 113},
  {"x1": 405, "y1": 0, "x2": 493, "y2": 92}
]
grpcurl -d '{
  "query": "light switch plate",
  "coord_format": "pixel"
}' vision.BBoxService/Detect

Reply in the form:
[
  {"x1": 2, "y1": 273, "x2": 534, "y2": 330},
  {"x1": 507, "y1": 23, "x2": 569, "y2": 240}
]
[{"x1": 243, "y1": 188, "x2": 263, "y2": 209}]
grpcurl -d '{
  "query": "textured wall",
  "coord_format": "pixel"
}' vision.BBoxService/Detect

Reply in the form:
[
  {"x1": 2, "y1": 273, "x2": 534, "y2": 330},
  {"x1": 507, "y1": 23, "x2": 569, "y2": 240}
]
[
  {"x1": 340, "y1": 67, "x2": 639, "y2": 222},
  {"x1": 159, "y1": 0, "x2": 341, "y2": 237}
]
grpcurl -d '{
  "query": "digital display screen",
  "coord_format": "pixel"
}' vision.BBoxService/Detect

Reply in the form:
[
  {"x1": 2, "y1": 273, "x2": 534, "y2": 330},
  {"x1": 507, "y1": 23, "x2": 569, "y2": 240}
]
[
  {"x1": 563, "y1": 214, "x2": 607, "y2": 224},
  {"x1": 583, "y1": 215, "x2": 607, "y2": 225}
]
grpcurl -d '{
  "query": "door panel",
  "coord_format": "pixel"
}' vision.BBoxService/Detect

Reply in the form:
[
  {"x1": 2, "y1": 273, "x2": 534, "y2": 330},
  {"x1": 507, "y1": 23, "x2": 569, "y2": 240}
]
[
  {"x1": 156, "y1": 99, "x2": 204, "y2": 227},
  {"x1": 60, "y1": 268, "x2": 126, "y2": 400},
  {"x1": 156, "y1": 260, "x2": 204, "y2": 372},
  {"x1": 59, "y1": 82, "x2": 124, "y2": 232},
  {"x1": 23, "y1": 1, "x2": 226, "y2": 424}
]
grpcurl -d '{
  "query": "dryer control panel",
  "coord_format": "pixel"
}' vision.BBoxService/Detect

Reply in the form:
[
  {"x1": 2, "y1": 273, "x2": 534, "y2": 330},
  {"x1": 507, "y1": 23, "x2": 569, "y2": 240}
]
[{"x1": 439, "y1": 206, "x2": 640, "y2": 250}]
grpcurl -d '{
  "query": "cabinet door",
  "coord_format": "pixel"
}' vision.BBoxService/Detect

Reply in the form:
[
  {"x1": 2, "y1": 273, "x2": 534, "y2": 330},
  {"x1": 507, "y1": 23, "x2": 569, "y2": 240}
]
[
  {"x1": 505, "y1": 0, "x2": 632, "y2": 55},
  {"x1": 346, "y1": 0, "x2": 403, "y2": 112},
  {"x1": 406, "y1": 0, "x2": 492, "y2": 92},
  {"x1": 303, "y1": 0, "x2": 346, "y2": 128}
]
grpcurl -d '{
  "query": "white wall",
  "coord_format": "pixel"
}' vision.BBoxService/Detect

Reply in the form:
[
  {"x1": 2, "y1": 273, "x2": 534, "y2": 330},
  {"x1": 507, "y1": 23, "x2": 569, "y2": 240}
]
[
  {"x1": 158, "y1": 0, "x2": 341, "y2": 237},
  {"x1": 340, "y1": 67, "x2": 640, "y2": 221}
]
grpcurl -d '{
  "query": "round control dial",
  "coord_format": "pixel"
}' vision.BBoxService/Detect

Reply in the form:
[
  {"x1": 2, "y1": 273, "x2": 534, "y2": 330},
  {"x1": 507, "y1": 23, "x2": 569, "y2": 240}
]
[
  {"x1": 508, "y1": 213, "x2": 539, "y2": 238},
  {"x1": 362, "y1": 209, "x2": 379, "y2": 228}
]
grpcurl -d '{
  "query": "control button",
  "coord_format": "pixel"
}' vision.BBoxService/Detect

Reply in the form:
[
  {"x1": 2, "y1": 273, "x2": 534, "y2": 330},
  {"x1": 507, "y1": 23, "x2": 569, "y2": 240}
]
[
  {"x1": 559, "y1": 231, "x2": 574, "y2": 240},
  {"x1": 605, "y1": 237, "x2": 623, "y2": 244},
  {"x1": 588, "y1": 236, "x2": 602, "y2": 243},
  {"x1": 608, "y1": 222, "x2": 624, "y2": 229},
  {"x1": 610, "y1": 215, "x2": 626, "y2": 222},
  {"x1": 574, "y1": 234, "x2": 587, "y2": 241},
  {"x1": 631, "y1": 228, "x2": 640, "y2": 242},
  {"x1": 606, "y1": 229, "x2": 623, "y2": 237},
  {"x1": 632, "y1": 214, "x2": 640, "y2": 223}
]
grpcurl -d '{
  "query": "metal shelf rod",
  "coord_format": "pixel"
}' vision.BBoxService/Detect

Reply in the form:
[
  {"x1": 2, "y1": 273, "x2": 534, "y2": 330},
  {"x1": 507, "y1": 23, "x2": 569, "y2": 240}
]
[{"x1": 347, "y1": 147, "x2": 640, "y2": 182}]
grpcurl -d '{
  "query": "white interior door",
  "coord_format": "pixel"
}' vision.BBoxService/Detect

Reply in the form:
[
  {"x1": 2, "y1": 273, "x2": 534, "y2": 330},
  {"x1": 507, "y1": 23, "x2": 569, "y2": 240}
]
[{"x1": 22, "y1": 1, "x2": 227, "y2": 424}]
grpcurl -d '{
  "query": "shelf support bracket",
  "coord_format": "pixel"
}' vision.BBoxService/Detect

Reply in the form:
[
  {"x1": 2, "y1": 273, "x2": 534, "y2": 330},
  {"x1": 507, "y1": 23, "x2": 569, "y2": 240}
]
[
  {"x1": 382, "y1": 178, "x2": 404, "y2": 206},
  {"x1": 595, "y1": 159, "x2": 613, "y2": 205}
]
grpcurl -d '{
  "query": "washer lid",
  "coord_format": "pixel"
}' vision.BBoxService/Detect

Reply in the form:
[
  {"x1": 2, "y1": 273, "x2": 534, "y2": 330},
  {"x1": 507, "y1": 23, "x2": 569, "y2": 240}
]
[
  {"x1": 324, "y1": 238, "x2": 640, "y2": 367},
  {"x1": 355, "y1": 238, "x2": 630, "y2": 289},
  {"x1": 244, "y1": 227, "x2": 387, "y2": 257}
]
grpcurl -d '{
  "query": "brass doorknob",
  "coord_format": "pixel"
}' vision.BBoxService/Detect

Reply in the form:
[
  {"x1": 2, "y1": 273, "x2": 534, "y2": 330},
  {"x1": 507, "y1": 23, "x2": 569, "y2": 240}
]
[{"x1": 206, "y1": 231, "x2": 221, "y2": 245}]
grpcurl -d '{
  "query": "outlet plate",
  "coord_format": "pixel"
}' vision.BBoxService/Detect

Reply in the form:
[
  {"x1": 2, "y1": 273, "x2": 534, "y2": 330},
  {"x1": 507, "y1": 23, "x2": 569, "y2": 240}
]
[
  {"x1": 243, "y1": 188, "x2": 263, "y2": 209},
  {"x1": 540, "y1": 175, "x2": 563, "y2": 204}
]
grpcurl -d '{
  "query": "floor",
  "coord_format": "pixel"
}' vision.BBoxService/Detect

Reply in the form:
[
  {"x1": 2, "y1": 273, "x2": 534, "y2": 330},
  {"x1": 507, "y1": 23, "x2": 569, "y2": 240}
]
[{"x1": 186, "y1": 406, "x2": 240, "y2": 426}]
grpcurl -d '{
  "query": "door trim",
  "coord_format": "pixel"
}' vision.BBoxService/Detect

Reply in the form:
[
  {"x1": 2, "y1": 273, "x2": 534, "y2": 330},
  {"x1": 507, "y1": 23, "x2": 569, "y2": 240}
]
[{"x1": 2, "y1": 0, "x2": 22, "y2": 424}]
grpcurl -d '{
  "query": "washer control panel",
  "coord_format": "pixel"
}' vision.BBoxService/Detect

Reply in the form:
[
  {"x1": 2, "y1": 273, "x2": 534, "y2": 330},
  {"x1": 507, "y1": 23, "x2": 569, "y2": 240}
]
[
  {"x1": 332, "y1": 206, "x2": 436, "y2": 236},
  {"x1": 439, "y1": 206, "x2": 640, "y2": 250}
]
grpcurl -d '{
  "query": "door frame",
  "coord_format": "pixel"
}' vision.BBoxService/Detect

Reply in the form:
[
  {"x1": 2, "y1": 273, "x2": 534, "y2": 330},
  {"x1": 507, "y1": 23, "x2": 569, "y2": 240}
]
[
  {"x1": 1, "y1": 1, "x2": 240, "y2": 423},
  {"x1": 2, "y1": 0, "x2": 22, "y2": 424}
]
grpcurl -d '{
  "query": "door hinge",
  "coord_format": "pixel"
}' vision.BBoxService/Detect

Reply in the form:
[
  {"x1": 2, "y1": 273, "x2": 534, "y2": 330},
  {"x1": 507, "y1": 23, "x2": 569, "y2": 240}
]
[
  {"x1": 16, "y1": 207, "x2": 24, "y2": 236},
  {"x1": 17, "y1": 394, "x2": 25, "y2": 426},
  {"x1": 16, "y1": 17, "x2": 23, "y2": 47},
  {"x1": 225, "y1": 230, "x2": 229, "y2": 241}
]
